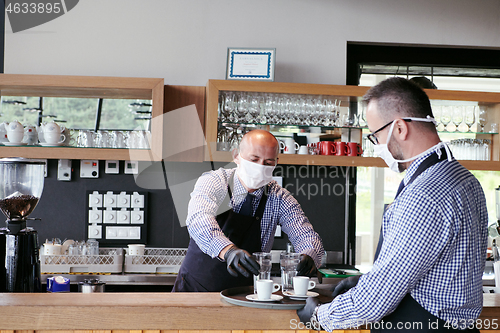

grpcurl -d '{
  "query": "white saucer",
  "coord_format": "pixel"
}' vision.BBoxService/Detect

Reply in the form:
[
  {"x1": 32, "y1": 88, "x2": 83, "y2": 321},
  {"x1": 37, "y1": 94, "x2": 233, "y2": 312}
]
[
  {"x1": 39, "y1": 142, "x2": 64, "y2": 147},
  {"x1": 2, "y1": 142, "x2": 27, "y2": 146},
  {"x1": 283, "y1": 290, "x2": 319, "y2": 300},
  {"x1": 246, "y1": 294, "x2": 283, "y2": 302}
]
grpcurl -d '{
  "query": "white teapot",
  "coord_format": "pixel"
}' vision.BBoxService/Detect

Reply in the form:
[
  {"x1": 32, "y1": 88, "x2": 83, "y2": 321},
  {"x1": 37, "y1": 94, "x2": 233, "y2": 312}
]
[
  {"x1": 41, "y1": 122, "x2": 66, "y2": 145},
  {"x1": 6, "y1": 121, "x2": 24, "y2": 143},
  {"x1": 23, "y1": 125, "x2": 38, "y2": 145},
  {"x1": 6, "y1": 120, "x2": 24, "y2": 133},
  {"x1": 0, "y1": 122, "x2": 8, "y2": 143},
  {"x1": 40, "y1": 122, "x2": 61, "y2": 134}
]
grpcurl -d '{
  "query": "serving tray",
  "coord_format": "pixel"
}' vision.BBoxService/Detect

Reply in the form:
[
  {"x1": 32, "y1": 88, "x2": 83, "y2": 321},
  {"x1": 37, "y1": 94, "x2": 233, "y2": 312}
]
[{"x1": 220, "y1": 285, "x2": 333, "y2": 310}]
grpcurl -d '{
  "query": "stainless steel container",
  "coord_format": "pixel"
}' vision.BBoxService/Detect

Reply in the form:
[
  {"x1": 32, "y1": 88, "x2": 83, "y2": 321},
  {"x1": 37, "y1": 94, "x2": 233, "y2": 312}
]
[{"x1": 78, "y1": 279, "x2": 105, "y2": 293}]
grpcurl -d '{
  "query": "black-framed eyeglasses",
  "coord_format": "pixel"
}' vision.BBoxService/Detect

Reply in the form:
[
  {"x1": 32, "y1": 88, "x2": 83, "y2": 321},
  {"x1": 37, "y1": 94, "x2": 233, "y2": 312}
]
[{"x1": 367, "y1": 119, "x2": 412, "y2": 145}]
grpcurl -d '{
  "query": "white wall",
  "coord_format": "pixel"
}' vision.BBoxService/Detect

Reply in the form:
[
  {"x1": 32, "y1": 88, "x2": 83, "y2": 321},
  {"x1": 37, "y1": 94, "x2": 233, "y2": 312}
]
[{"x1": 5, "y1": 0, "x2": 500, "y2": 86}]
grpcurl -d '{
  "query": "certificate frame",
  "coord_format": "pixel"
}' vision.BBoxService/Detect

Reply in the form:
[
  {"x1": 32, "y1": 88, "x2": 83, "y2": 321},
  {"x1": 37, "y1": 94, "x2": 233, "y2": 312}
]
[{"x1": 226, "y1": 48, "x2": 276, "y2": 81}]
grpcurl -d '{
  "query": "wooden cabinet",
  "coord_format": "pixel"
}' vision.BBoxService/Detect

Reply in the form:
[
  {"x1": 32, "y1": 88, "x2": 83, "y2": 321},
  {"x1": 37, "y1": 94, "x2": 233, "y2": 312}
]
[
  {"x1": 205, "y1": 79, "x2": 500, "y2": 171},
  {"x1": 0, "y1": 74, "x2": 164, "y2": 161}
]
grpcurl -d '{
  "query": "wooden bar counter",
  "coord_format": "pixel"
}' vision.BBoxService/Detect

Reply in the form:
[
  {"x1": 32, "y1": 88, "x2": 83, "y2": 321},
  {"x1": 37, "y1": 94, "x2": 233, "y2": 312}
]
[{"x1": 0, "y1": 292, "x2": 500, "y2": 332}]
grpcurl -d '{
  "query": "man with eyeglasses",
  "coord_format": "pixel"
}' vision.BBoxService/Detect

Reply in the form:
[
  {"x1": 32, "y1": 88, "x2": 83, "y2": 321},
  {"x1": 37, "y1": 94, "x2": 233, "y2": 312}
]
[{"x1": 298, "y1": 77, "x2": 487, "y2": 332}]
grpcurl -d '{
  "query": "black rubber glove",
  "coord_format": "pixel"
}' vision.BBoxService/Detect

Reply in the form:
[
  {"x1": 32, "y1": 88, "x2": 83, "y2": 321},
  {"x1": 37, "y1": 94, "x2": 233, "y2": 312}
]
[
  {"x1": 296, "y1": 296, "x2": 322, "y2": 330},
  {"x1": 331, "y1": 275, "x2": 362, "y2": 298},
  {"x1": 224, "y1": 245, "x2": 260, "y2": 278},
  {"x1": 296, "y1": 254, "x2": 316, "y2": 276}
]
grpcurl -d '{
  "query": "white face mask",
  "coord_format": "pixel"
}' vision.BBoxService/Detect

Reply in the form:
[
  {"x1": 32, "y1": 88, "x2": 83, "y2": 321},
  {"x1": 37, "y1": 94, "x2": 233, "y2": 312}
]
[
  {"x1": 236, "y1": 155, "x2": 276, "y2": 189},
  {"x1": 373, "y1": 116, "x2": 449, "y2": 173}
]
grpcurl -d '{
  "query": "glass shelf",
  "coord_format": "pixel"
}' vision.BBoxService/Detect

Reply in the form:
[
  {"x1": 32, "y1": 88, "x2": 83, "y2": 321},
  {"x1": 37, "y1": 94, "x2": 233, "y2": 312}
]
[{"x1": 217, "y1": 120, "x2": 366, "y2": 131}]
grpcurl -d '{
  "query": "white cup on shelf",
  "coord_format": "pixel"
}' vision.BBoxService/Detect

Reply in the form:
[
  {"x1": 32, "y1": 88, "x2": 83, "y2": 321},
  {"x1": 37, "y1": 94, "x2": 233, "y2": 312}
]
[{"x1": 127, "y1": 244, "x2": 145, "y2": 256}]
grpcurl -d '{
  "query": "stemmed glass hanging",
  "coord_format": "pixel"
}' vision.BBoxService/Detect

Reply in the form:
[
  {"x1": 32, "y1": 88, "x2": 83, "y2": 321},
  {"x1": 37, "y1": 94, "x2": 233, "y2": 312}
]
[
  {"x1": 478, "y1": 106, "x2": 488, "y2": 133},
  {"x1": 452, "y1": 106, "x2": 464, "y2": 132},
  {"x1": 440, "y1": 106, "x2": 452, "y2": 132},
  {"x1": 464, "y1": 106, "x2": 476, "y2": 132}
]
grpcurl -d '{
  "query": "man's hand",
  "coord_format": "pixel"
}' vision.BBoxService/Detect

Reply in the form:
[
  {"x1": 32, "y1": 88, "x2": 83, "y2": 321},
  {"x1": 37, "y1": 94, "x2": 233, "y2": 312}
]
[
  {"x1": 296, "y1": 296, "x2": 321, "y2": 330},
  {"x1": 224, "y1": 245, "x2": 260, "y2": 278},
  {"x1": 297, "y1": 254, "x2": 316, "y2": 276},
  {"x1": 331, "y1": 275, "x2": 361, "y2": 298}
]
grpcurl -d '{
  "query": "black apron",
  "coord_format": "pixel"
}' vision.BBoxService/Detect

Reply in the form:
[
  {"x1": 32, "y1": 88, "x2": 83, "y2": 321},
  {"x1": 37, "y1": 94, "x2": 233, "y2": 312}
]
[
  {"x1": 372, "y1": 148, "x2": 479, "y2": 333},
  {"x1": 172, "y1": 181, "x2": 268, "y2": 292}
]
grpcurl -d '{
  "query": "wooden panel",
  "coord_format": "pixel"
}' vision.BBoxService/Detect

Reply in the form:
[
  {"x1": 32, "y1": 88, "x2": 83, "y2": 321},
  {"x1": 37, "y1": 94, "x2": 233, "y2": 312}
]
[
  {"x1": 0, "y1": 74, "x2": 162, "y2": 99},
  {"x1": 0, "y1": 74, "x2": 164, "y2": 162},
  {"x1": 0, "y1": 147, "x2": 155, "y2": 161},
  {"x1": 163, "y1": 85, "x2": 206, "y2": 162}
]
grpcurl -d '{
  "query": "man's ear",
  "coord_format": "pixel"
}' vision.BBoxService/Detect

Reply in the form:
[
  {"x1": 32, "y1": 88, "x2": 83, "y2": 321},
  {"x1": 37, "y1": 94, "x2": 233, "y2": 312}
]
[
  {"x1": 395, "y1": 119, "x2": 409, "y2": 141},
  {"x1": 232, "y1": 148, "x2": 239, "y2": 162}
]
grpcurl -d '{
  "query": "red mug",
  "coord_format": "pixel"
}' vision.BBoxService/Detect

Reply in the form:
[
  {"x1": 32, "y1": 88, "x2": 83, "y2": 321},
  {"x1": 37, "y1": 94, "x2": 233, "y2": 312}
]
[
  {"x1": 318, "y1": 141, "x2": 336, "y2": 155},
  {"x1": 334, "y1": 142, "x2": 348, "y2": 156},
  {"x1": 347, "y1": 142, "x2": 363, "y2": 156}
]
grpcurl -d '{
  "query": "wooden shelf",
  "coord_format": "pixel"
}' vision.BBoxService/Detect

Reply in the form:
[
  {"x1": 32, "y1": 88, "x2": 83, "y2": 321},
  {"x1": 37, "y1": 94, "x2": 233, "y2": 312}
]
[
  {"x1": 209, "y1": 150, "x2": 499, "y2": 170},
  {"x1": 0, "y1": 74, "x2": 164, "y2": 161},
  {"x1": 205, "y1": 79, "x2": 500, "y2": 171},
  {"x1": 0, "y1": 146, "x2": 155, "y2": 161}
]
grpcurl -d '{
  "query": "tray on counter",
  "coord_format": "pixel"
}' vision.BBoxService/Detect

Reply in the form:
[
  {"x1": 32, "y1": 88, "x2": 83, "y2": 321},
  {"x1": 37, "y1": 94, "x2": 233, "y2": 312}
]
[
  {"x1": 40, "y1": 248, "x2": 124, "y2": 273},
  {"x1": 124, "y1": 247, "x2": 187, "y2": 273},
  {"x1": 220, "y1": 285, "x2": 333, "y2": 310}
]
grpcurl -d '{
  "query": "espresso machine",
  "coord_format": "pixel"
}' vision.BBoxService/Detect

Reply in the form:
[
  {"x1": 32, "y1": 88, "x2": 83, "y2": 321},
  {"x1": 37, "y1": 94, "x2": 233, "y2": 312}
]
[{"x1": 0, "y1": 158, "x2": 45, "y2": 292}]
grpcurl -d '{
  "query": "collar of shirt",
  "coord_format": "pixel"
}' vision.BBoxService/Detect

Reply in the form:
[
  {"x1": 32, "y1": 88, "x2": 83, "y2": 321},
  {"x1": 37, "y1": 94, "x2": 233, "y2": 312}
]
[
  {"x1": 402, "y1": 146, "x2": 442, "y2": 187},
  {"x1": 231, "y1": 169, "x2": 265, "y2": 207}
]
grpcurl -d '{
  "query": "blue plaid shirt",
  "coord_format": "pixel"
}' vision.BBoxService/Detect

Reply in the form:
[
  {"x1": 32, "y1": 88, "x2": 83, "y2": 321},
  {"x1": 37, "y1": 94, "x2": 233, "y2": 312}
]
[
  {"x1": 318, "y1": 149, "x2": 488, "y2": 331},
  {"x1": 186, "y1": 167, "x2": 324, "y2": 266}
]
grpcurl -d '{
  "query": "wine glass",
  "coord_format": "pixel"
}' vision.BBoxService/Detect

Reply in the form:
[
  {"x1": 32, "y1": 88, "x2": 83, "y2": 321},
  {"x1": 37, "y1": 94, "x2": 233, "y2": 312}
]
[
  {"x1": 464, "y1": 106, "x2": 476, "y2": 132},
  {"x1": 237, "y1": 92, "x2": 249, "y2": 123},
  {"x1": 452, "y1": 106, "x2": 464, "y2": 132},
  {"x1": 223, "y1": 92, "x2": 236, "y2": 123},
  {"x1": 431, "y1": 105, "x2": 443, "y2": 131},
  {"x1": 440, "y1": 106, "x2": 452, "y2": 132},
  {"x1": 478, "y1": 106, "x2": 488, "y2": 133},
  {"x1": 248, "y1": 93, "x2": 262, "y2": 124}
]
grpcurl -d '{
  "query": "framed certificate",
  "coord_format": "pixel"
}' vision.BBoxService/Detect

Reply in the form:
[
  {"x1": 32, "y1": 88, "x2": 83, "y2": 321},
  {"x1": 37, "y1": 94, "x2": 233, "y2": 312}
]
[{"x1": 226, "y1": 48, "x2": 276, "y2": 81}]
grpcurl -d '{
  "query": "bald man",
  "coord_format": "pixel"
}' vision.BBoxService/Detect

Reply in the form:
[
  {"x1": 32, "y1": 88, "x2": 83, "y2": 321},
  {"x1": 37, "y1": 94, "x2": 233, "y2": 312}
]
[{"x1": 173, "y1": 129, "x2": 324, "y2": 292}]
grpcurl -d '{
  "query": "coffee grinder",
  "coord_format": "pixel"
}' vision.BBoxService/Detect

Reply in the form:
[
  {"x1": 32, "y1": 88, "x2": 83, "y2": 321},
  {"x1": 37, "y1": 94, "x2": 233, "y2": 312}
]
[{"x1": 0, "y1": 158, "x2": 45, "y2": 292}]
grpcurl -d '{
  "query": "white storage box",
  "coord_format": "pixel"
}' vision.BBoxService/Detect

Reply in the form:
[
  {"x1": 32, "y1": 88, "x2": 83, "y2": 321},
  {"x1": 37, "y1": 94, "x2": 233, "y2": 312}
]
[
  {"x1": 124, "y1": 248, "x2": 187, "y2": 273},
  {"x1": 40, "y1": 248, "x2": 124, "y2": 273}
]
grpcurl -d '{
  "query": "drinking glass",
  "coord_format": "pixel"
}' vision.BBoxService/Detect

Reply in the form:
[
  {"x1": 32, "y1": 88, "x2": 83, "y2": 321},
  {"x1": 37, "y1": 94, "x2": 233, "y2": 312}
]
[
  {"x1": 248, "y1": 93, "x2": 262, "y2": 124},
  {"x1": 217, "y1": 125, "x2": 232, "y2": 151},
  {"x1": 478, "y1": 106, "x2": 488, "y2": 133},
  {"x1": 440, "y1": 106, "x2": 452, "y2": 132},
  {"x1": 432, "y1": 105, "x2": 443, "y2": 131},
  {"x1": 253, "y1": 252, "x2": 272, "y2": 294},
  {"x1": 236, "y1": 92, "x2": 249, "y2": 123},
  {"x1": 223, "y1": 91, "x2": 237, "y2": 123},
  {"x1": 464, "y1": 106, "x2": 476, "y2": 132},
  {"x1": 280, "y1": 252, "x2": 301, "y2": 294},
  {"x1": 452, "y1": 106, "x2": 464, "y2": 132}
]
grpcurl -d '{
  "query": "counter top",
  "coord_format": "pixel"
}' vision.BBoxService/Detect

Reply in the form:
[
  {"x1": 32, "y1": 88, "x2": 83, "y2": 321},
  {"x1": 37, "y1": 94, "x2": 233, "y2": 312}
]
[{"x1": 1, "y1": 292, "x2": 500, "y2": 330}]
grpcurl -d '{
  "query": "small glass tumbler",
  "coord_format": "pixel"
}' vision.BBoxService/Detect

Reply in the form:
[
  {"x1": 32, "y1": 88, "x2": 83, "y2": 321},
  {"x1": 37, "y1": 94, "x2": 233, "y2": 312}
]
[
  {"x1": 253, "y1": 252, "x2": 272, "y2": 293},
  {"x1": 87, "y1": 239, "x2": 100, "y2": 264},
  {"x1": 280, "y1": 252, "x2": 301, "y2": 294}
]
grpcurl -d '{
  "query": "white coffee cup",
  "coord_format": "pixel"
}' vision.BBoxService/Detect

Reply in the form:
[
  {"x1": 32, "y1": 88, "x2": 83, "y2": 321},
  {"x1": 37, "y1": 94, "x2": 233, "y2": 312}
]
[
  {"x1": 256, "y1": 279, "x2": 280, "y2": 300},
  {"x1": 293, "y1": 276, "x2": 316, "y2": 296},
  {"x1": 43, "y1": 243, "x2": 62, "y2": 255},
  {"x1": 282, "y1": 138, "x2": 299, "y2": 154},
  {"x1": 7, "y1": 130, "x2": 24, "y2": 143},
  {"x1": 298, "y1": 145, "x2": 308, "y2": 155},
  {"x1": 127, "y1": 244, "x2": 145, "y2": 256},
  {"x1": 44, "y1": 132, "x2": 66, "y2": 145}
]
